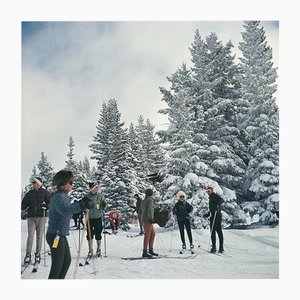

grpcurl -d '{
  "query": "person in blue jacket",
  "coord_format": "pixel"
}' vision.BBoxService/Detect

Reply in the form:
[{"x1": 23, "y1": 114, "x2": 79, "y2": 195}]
[{"x1": 46, "y1": 170, "x2": 92, "y2": 279}]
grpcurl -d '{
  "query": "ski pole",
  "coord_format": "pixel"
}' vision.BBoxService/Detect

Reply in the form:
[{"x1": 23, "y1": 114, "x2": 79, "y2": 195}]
[
  {"x1": 42, "y1": 203, "x2": 47, "y2": 267},
  {"x1": 169, "y1": 215, "x2": 176, "y2": 252},
  {"x1": 73, "y1": 209, "x2": 88, "y2": 279},
  {"x1": 208, "y1": 211, "x2": 217, "y2": 252},
  {"x1": 102, "y1": 211, "x2": 107, "y2": 257}
]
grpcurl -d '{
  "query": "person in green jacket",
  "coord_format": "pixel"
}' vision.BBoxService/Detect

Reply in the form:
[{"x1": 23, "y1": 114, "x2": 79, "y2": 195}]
[
  {"x1": 84, "y1": 181, "x2": 107, "y2": 258},
  {"x1": 140, "y1": 188, "x2": 158, "y2": 258}
]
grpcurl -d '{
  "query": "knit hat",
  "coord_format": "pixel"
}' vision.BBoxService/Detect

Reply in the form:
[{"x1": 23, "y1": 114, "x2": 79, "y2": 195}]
[
  {"x1": 32, "y1": 177, "x2": 42, "y2": 187},
  {"x1": 88, "y1": 181, "x2": 99, "y2": 191},
  {"x1": 145, "y1": 188, "x2": 153, "y2": 196},
  {"x1": 177, "y1": 191, "x2": 186, "y2": 200}
]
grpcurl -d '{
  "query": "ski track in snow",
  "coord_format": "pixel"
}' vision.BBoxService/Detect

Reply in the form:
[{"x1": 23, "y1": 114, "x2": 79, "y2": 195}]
[{"x1": 21, "y1": 221, "x2": 278, "y2": 279}]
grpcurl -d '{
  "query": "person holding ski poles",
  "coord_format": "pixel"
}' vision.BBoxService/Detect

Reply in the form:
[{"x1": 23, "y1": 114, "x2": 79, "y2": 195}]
[
  {"x1": 173, "y1": 191, "x2": 194, "y2": 251},
  {"x1": 21, "y1": 176, "x2": 51, "y2": 266},
  {"x1": 205, "y1": 186, "x2": 224, "y2": 253},
  {"x1": 140, "y1": 188, "x2": 158, "y2": 258},
  {"x1": 46, "y1": 170, "x2": 92, "y2": 279},
  {"x1": 84, "y1": 181, "x2": 107, "y2": 258}
]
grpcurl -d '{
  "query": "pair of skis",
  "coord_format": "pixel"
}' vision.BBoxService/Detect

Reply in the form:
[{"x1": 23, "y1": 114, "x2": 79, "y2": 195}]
[{"x1": 21, "y1": 261, "x2": 40, "y2": 274}]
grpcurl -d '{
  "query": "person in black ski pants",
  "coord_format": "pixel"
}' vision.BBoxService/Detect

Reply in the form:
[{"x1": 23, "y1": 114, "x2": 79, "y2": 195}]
[
  {"x1": 205, "y1": 186, "x2": 224, "y2": 253},
  {"x1": 173, "y1": 191, "x2": 194, "y2": 250},
  {"x1": 46, "y1": 170, "x2": 92, "y2": 279}
]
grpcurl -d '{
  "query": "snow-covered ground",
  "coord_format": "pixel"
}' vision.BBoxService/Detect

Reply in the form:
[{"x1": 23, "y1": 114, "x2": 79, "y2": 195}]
[
  {"x1": 20, "y1": 220, "x2": 278, "y2": 280},
  {"x1": 7, "y1": 219, "x2": 299, "y2": 300}
]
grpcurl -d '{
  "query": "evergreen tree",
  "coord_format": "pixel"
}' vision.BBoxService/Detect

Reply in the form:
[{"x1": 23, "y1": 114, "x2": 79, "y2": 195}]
[
  {"x1": 136, "y1": 115, "x2": 165, "y2": 176},
  {"x1": 89, "y1": 99, "x2": 135, "y2": 228},
  {"x1": 36, "y1": 152, "x2": 54, "y2": 190},
  {"x1": 238, "y1": 21, "x2": 279, "y2": 224},
  {"x1": 65, "y1": 137, "x2": 88, "y2": 202},
  {"x1": 127, "y1": 123, "x2": 147, "y2": 193}
]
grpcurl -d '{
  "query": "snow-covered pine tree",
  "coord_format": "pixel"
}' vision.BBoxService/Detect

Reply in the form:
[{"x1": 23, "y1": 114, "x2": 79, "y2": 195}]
[
  {"x1": 89, "y1": 99, "x2": 135, "y2": 229},
  {"x1": 36, "y1": 152, "x2": 54, "y2": 190},
  {"x1": 190, "y1": 31, "x2": 250, "y2": 227},
  {"x1": 65, "y1": 136, "x2": 88, "y2": 202},
  {"x1": 128, "y1": 123, "x2": 148, "y2": 194},
  {"x1": 157, "y1": 63, "x2": 216, "y2": 228},
  {"x1": 238, "y1": 21, "x2": 279, "y2": 224},
  {"x1": 135, "y1": 115, "x2": 165, "y2": 190}
]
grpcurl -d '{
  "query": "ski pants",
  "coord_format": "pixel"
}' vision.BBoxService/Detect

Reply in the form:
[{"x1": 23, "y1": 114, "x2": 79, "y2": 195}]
[
  {"x1": 142, "y1": 221, "x2": 155, "y2": 251},
  {"x1": 26, "y1": 217, "x2": 47, "y2": 254},
  {"x1": 86, "y1": 217, "x2": 103, "y2": 241},
  {"x1": 210, "y1": 213, "x2": 224, "y2": 249},
  {"x1": 178, "y1": 219, "x2": 193, "y2": 245},
  {"x1": 46, "y1": 233, "x2": 71, "y2": 279}
]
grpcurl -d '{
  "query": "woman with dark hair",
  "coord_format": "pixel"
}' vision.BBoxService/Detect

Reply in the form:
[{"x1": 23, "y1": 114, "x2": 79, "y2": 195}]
[{"x1": 46, "y1": 170, "x2": 92, "y2": 279}]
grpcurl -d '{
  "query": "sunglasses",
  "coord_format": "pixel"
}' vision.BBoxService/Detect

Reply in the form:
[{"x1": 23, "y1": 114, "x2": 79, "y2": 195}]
[
  {"x1": 179, "y1": 195, "x2": 185, "y2": 198},
  {"x1": 32, "y1": 181, "x2": 36, "y2": 184}
]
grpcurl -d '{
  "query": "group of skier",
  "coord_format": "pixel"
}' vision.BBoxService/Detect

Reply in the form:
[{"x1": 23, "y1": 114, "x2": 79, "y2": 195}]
[{"x1": 21, "y1": 169, "x2": 225, "y2": 279}]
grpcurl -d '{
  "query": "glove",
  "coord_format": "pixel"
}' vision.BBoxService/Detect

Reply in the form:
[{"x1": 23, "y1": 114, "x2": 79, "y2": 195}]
[
  {"x1": 149, "y1": 219, "x2": 155, "y2": 224},
  {"x1": 101, "y1": 201, "x2": 106, "y2": 210},
  {"x1": 41, "y1": 202, "x2": 47, "y2": 210},
  {"x1": 203, "y1": 212, "x2": 210, "y2": 218},
  {"x1": 79, "y1": 196, "x2": 93, "y2": 209}
]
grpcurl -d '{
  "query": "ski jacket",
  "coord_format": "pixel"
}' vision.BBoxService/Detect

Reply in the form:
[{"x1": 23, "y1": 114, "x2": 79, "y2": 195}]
[
  {"x1": 21, "y1": 187, "x2": 51, "y2": 218},
  {"x1": 208, "y1": 193, "x2": 224, "y2": 217},
  {"x1": 47, "y1": 188, "x2": 81, "y2": 236},
  {"x1": 140, "y1": 196, "x2": 154, "y2": 222},
  {"x1": 84, "y1": 192, "x2": 106, "y2": 219},
  {"x1": 173, "y1": 200, "x2": 193, "y2": 222}
]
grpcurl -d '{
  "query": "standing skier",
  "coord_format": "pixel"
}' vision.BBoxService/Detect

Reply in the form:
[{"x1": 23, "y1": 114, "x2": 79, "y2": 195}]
[
  {"x1": 84, "y1": 181, "x2": 107, "y2": 258},
  {"x1": 140, "y1": 188, "x2": 158, "y2": 258},
  {"x1": 21, "y1": 177, "x2": 51, "y2": 266},
  {"x1": 205, "y1": 186, "x2": 224, "y2": 253},
  {"x1": 173, "y1": 191, "x2": 194, "y2": 251},
  {"x1": 133, "y1": 193, "x2": 144, "y2": 234},
  {"x1": 46, "y1": 170, "x2": 92, "y2": 279}
]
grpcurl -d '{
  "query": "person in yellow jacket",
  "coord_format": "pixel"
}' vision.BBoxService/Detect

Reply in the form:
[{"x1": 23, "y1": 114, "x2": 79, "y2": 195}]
[
  {"x1": 84, "y1": 181, "x2": 107, "y2": 258},
  {"x1": 140, "y1": 188, "x2": 158, "y2": 258}
]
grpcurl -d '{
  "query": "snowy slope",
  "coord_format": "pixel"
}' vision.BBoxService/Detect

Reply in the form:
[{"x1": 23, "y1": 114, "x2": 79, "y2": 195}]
[{"x1": 20, "y1": 221, "x2": 278, "y2": 280}]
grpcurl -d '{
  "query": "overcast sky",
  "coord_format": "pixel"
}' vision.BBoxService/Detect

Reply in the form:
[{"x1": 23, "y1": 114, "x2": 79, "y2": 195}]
[{"x1": 21, "y1": 20, "x2": 279, "y2": 187}]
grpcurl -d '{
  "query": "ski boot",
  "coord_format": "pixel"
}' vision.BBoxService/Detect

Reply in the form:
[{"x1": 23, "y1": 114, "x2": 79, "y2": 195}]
[
  {"x1": 179, "y1": 244, "x2": 186, "y2": 254},
  {"x1": 219, "y1": 247, "x2": 224, "y2": 254},
  {"x1": 148, "y1": 249, "x2": 158, "y2": 257},
  {"x1": 34, "y1": 253, "x2": 41, "y2": 264},
  {"x1": 142, "y1": 250, "x2": 153, "y2": 259},
  {"x1": 190, "y1": 244, "x2": 195, "y2": 254},
  {"x1": 24, "y1": 252, "x2": 31, "y2": 265},
  {"x1": 96, "y1": 240, "x2": 101, "y2": 257},
  {"x1": 210, "y1": 246, "x2": 217, "y2": 253}
]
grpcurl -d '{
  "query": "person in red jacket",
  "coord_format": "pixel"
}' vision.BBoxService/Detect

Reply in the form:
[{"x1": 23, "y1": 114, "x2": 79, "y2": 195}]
[{"x1": 108, "y1": 210, "x2": 120, "y2": 234}]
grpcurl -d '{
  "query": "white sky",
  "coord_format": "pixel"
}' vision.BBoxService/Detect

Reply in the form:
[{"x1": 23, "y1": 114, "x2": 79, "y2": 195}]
[
  {"x1": 21, "y1": 20, "x2": 278, "y2": 187},
  {"x1": 1, "y1": 0, "x2": 299, "y2": 297}
]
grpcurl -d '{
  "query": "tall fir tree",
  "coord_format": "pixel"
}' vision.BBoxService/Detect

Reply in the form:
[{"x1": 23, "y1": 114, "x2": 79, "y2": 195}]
[
  {"x1": 238, "y1": 21, "x2": 279, "y2": 224},
  {"x1": 36, "y1": 152, "x2": 54, "y2": 190},
  {"x1": 89, "y1": 99, "x2": 135, "y2": 228},
  {"x1": 65, "y1": 137, "x2": 88, "y2": 202}
]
